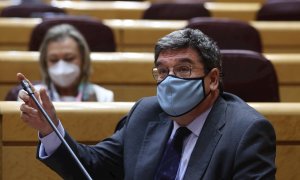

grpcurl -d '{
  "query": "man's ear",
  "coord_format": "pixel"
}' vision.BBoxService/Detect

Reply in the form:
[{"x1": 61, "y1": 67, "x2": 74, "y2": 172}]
[{"x1": 208, "y1": 68, "x2": 220, "y2": 91}]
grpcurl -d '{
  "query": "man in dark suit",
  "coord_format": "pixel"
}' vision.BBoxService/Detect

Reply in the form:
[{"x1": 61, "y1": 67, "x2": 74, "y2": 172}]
[{"x1": 18, "y1": 28, "x2": 276, "y2": 179}]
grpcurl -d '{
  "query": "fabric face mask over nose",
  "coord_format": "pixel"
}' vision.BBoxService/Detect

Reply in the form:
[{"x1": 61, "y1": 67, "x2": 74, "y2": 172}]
[
  {"x1": 157, "y1": 75, "x2": 206, "y2": 117},
  {"x1": 48, "y1": 60, "x2": 80, "y2": 88}
]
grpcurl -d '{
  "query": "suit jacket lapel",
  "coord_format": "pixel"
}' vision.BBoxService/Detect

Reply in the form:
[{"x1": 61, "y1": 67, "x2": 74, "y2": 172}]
[
  {"x1": 184, "y1": 97, "x2": 227, "y2": 180},
  {"x1": 134, "y1": 113, "x2": 173, "y2": 180}
]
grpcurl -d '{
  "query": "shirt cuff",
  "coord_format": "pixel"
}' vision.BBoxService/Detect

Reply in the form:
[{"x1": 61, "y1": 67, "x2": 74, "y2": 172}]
[{"x1": 38, "y1": 121, "x2": 65, "y2": 159}]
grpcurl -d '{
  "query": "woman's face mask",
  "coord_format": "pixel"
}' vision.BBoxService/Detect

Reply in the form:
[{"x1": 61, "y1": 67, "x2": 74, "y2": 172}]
[{"x1": 48, "y1": 60, "x2": 80, "y2": 88}]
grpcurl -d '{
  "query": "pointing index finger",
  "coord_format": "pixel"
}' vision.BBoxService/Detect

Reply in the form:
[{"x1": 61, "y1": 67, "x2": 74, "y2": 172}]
[{"x1": 17, "y1": 73, "x2": 36, "y2": 93}]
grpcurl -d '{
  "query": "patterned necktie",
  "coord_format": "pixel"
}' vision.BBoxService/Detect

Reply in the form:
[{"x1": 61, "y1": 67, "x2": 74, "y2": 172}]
[{"x1": 155, "y1": 127, "x2": 191, "y2": 180}]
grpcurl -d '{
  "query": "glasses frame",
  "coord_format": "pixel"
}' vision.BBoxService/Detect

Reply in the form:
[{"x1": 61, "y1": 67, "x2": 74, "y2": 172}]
[{"x1": 152, "y1": 64, "x2": 203, "y2": 82}]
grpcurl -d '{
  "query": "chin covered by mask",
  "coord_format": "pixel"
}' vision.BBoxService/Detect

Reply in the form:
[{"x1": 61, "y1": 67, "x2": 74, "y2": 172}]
[
  {"x1": 48, "y1": 60, "x2": 80, "y2": 88},
  {"x1": 157, "y1": 75, "x2": 208, "y2": 117}
]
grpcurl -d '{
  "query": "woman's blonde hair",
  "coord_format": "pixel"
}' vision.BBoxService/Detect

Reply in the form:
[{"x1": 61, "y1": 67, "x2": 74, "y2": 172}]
[{"x1": 39, "y1": 24, "x2": 91, "y2": 86}]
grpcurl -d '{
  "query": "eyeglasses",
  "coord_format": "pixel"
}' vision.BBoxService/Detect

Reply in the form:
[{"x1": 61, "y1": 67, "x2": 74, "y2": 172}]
[{"x1": 152, "y1": 64, "x2": 203, "y2": 82}]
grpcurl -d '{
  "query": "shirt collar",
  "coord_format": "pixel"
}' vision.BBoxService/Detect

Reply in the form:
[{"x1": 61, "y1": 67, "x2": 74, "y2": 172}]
[{"x1": 172, "y1": 106, "x2": 212, "y2": 138}]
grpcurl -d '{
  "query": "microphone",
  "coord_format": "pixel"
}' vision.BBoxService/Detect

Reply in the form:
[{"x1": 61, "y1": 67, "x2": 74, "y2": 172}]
[{"x1": 21, "y1": 80, "x2": 93, "y2": 180}]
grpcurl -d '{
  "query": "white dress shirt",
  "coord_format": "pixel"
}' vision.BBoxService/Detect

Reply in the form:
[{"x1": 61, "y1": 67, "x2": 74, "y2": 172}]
[{"x1": 171, "y1": 107, "x2": 212, "y2": 180}]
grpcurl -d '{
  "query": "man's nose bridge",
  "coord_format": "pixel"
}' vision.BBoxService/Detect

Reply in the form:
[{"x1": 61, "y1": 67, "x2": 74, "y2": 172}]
[{"x1": 168, "y1": 67, "x2": 175, "y2": 75}]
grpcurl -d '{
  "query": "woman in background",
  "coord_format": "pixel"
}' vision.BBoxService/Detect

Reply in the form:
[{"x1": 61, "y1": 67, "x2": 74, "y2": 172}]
[{"x1": 5, "y1": 24, "x2": 113, "y2": 102}]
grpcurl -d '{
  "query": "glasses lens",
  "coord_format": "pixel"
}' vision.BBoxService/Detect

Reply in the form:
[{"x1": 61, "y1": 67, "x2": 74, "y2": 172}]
[
  {"x1": 152, "y1": 68, "x2": 159, "y2": 80},
  {"x1": 174, "y1": 65, "x2": 191, "y2": 78},
  {"x1": 152, "y1": 67, "x2": 168, "y2": 81}
]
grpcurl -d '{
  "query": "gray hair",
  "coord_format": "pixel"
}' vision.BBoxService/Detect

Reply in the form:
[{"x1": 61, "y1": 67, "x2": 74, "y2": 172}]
[
  {"x1": 154, "y1": 28, "x2": 223, "y2": 92},
  {"x1": 39, "y1": 24, "x2": 91, "y2": 86}
]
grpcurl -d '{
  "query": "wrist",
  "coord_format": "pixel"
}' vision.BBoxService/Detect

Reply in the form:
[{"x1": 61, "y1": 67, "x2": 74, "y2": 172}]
[
  {"x1": 39, "y1": 128, "x2": 54, "y2": 137},
  {"x1": 39, "y1": 119, "x2": 59, "y2": 137}
]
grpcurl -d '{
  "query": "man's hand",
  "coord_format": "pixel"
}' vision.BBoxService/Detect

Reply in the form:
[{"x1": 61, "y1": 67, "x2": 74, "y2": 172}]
[{"x1": 17, "y1": 73, "x2": 59, "y2": 137}]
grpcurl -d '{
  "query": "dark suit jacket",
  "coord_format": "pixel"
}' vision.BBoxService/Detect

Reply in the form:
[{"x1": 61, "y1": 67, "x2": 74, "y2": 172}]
[{"x1": 38, "y1": 92, "x2": 276, "y2": 179}]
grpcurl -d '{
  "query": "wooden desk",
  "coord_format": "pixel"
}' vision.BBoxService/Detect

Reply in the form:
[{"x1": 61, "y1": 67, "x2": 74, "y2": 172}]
[
  {"x1": 0, "y1": 101, "x2": 132, "y2": 179},
  {"x1": 0, "y1": 18, "x2": 299, "y2": 53},
  {"x1": 50, "y1": 1, "x2": 261, "y2": 21},
  {"x1": 102, "y1": 19, "x2": 300, "y2": 53},
  {"x1": 264, "y1": 53, "x2": 300, "y2": 102},
  {"x1": 214, "y1": 0, "x2": 265, "y2": 3},
  {"x1": 0, "y1": 51, "x2": 300, "y2": 102},
  {"x1": 0, "y1": 18, "x2": 41, "y2": 50},
  {"x1": 149, "y1": 0, "x2": 266, "y2": 3},
  {"x1": 0, "y1": 101, "x2": 299, "y2": 179},
  {"x1": 0, "y1": 1, "x2": 260, "y2": 21}
]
